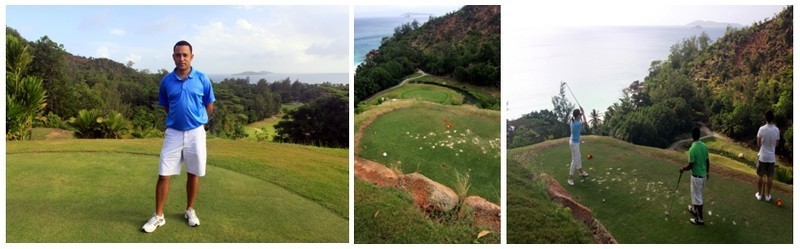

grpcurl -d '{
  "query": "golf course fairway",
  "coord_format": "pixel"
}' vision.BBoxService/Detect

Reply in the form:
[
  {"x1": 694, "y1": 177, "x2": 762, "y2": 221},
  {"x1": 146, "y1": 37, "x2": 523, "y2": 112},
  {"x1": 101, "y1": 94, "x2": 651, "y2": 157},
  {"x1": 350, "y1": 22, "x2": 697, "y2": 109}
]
[
  {"x1": 508, "y1": 136, "x2": 792, "y2": 243},
  {"x1": 6, "y1": 139, "x2": 348, "y2": 242}
]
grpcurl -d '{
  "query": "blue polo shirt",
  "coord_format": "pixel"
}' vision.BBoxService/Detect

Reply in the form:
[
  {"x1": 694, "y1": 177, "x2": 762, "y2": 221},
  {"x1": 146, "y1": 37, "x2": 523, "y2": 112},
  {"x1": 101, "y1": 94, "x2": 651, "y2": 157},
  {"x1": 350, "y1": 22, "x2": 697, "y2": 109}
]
[
  {"x1": 570, "y1": 119, "x2": 583, "y2": 143},
  {"x1": 159, "y1": 67, "x2": 215, "y2": 131}
]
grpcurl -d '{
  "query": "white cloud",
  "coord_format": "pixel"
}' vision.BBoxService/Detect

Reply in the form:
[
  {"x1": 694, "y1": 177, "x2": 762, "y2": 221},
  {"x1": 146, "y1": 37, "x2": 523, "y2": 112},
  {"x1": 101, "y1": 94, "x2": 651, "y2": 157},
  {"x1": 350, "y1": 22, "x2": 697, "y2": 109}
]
[
  {"x1": 189, "y1": 12, "x2": 347, "y2": 74},
  {"x1": 110, "y1": 28, "x2": 126, "y2": 36},
  {"x1": 96, "y1": 46, "x2": 109, "y2": 58},
  {"x1": 236, "y1": 19, "x2": 253, "y2": 30},
  {"x1": 125, "y1": 53, "x2": 142, "y2": 64}
]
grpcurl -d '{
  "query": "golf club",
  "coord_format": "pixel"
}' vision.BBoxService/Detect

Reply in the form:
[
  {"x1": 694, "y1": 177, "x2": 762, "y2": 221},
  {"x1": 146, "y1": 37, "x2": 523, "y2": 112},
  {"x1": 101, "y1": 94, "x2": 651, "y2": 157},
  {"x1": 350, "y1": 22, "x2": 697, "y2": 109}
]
[
  {"x1": 562, "y1": 81, "x2": 582, "y2": 108},
  {"x1": 666, "y1": 170, "x2": 684, "y2": 217}
]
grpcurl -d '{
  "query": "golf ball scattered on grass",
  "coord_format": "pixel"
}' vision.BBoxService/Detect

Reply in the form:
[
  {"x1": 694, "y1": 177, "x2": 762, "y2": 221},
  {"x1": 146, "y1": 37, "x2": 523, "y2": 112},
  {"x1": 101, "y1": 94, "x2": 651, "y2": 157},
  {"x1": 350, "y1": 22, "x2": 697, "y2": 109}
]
[{"x1": 664, "y1": 211, "x2": 669, "y2": 216}]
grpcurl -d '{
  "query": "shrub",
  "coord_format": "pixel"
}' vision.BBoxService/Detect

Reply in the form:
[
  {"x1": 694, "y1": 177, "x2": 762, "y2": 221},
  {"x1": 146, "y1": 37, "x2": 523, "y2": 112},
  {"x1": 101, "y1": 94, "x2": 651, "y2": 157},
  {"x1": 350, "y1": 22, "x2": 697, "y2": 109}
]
[{"x1": 69, "y1": 109, "x2": 131, "y2": 139}]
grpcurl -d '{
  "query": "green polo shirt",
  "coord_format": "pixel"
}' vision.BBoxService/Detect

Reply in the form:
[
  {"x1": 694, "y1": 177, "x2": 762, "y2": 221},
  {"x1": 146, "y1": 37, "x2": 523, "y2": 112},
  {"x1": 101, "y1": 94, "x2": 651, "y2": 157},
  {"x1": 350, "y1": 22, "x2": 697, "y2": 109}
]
[{"x1": 688, "y1": 140, "x2": 709, "y2": 177}]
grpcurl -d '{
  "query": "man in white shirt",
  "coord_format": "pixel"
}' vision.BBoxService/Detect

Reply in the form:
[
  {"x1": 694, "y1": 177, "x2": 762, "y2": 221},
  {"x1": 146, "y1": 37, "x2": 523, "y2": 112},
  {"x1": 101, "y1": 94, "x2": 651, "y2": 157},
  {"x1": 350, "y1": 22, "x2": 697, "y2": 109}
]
[{"x1": 755, "y1": 110, "x2": 780, "y2": 202}]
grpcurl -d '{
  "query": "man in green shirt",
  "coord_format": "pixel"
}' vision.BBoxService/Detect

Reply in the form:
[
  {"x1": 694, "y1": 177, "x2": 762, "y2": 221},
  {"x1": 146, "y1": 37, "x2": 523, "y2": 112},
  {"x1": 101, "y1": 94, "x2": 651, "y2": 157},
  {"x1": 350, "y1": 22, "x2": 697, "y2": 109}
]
[{"x1": 680, "y1": 126, "x2": 709, "y2": 225}]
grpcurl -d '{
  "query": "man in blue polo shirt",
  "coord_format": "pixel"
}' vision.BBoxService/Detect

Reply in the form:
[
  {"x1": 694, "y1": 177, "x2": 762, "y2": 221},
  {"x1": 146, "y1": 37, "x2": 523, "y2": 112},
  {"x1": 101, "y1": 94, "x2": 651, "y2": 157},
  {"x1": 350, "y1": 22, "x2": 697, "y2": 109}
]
[{"x1": 143, "y1": 40, "x2": 215, "y2": 233}]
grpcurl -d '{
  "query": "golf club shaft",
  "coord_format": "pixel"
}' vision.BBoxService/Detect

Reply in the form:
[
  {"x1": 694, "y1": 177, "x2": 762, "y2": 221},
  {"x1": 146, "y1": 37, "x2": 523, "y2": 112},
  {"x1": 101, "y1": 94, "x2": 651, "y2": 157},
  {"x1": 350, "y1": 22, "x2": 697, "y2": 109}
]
[{"x1": 563, "y1": 82, "x2": 582, "y2": 108}]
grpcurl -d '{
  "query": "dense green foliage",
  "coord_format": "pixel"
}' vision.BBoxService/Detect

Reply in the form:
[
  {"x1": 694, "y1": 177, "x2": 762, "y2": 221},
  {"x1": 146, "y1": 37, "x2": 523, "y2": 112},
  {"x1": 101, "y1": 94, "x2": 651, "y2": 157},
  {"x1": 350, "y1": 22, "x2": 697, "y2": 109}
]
[
  {"x1": 69, "y1": 109, "x2": 131, "y2": 139},
  {"x1": 274, "y1": 94, "x2": 349, "y2": 148},
  {"x1": 354, "y1": 5, "x2": 500, "y2": 104},
  {"x1": 6, "y1": 26, "x2": 347, "y2": 147},
  {"x1": 6, "y1": 33, "x2": 47, "y2": 140}
]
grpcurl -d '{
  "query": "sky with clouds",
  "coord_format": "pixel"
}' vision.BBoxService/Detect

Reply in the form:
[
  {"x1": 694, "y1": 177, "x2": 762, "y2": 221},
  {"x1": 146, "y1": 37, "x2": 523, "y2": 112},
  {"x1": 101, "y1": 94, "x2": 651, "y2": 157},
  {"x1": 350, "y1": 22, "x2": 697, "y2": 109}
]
[{"x1": 6, "y1": 5, "x2": 349, "y2": 74}]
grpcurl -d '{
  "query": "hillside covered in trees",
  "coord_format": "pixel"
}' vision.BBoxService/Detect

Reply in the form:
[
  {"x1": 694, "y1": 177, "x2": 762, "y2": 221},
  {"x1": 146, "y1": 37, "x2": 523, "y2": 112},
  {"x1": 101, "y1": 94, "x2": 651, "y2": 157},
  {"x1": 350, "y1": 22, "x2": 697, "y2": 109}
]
[
  {"x1": 354, "y1": 5, "x2": 500, "y2": 104},
  {"x1": 509, "y1": 6, "x2": 792, "y2": 161},
  {"x1": 6, "y1": 26, "x2": 348, "y2": 148}
]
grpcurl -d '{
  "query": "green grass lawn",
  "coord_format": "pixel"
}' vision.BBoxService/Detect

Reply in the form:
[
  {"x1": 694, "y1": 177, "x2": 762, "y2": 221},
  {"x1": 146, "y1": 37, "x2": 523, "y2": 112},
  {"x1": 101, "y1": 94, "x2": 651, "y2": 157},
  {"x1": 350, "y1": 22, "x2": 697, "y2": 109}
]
[
  {"x1": 359, "y1": 102, "x2": 500, "y2": 203},
  {"x1": 366, "y1": 83, "x2": 464, "y2": 107},
  {"x1": 507, "y1": 159, "x2": 595, "y2": 243},
  {"x1": 508, "y1": 136, "x2": 793, "y2": 243},
  {"x1": 243, "y1": 104, "x2": 305, "y2": 142},
  {"x1": 244, "y1": 115, "x2": 282, "y2": 141},
  {"x1": 354, "y1": 180, "x2": 499, "y2": 244},
  {"x1": 6, "y1": 138, "x2": 348, "y2": 242}
]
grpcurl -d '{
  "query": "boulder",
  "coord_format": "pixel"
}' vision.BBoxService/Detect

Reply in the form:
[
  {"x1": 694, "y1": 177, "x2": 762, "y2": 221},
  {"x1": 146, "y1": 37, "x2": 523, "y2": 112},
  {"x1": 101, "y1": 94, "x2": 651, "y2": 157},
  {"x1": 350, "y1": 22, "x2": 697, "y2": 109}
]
[
  {"x1": 399, "y1": 173, "x2": 458, "y2": 212},
  {"x1": 354, "y1": 157, "x2": 399, "y2": 187},
  {"x1": 462, "y1": 196, "x2": 500, "y2": 230}
]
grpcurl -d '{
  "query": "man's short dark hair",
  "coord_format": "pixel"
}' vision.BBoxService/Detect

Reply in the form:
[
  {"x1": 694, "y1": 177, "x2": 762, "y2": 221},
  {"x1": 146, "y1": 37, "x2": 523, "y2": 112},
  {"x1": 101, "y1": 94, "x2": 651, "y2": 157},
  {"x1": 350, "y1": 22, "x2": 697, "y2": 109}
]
[
  {"x1": 572, "y1": 109, "x2": 581, "y2": 118},
  {"x1": 174, "y1": 40, "x2": 192, "y2": 53},
  {"x1": 765, "y1": 110, "x2": 775, "y2": 123},
  {"x1": 692, "y1": 126, "x2": 701, "y2": 141}
]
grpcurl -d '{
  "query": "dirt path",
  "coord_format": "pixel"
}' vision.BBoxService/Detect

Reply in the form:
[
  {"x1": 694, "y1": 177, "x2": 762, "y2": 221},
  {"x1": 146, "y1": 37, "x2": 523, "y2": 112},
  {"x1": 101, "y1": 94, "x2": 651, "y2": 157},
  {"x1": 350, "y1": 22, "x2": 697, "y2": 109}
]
[
  {"x1": 667, "y1": 125, "x2": 715, "y2": 150},
  {"x1": 362, "y1": 69, "x2": 429, "y2": 104}
]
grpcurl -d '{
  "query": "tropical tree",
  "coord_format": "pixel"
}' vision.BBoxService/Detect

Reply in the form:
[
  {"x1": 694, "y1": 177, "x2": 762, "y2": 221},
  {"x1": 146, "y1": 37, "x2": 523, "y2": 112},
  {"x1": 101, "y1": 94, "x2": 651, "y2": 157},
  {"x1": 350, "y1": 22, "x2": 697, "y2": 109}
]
[
  {"x1": 6, "y1": 34, "x2": 47, "y2": 140},
  {"x1": 589, "y1": 109, "x2": 601, "y2": 132}
]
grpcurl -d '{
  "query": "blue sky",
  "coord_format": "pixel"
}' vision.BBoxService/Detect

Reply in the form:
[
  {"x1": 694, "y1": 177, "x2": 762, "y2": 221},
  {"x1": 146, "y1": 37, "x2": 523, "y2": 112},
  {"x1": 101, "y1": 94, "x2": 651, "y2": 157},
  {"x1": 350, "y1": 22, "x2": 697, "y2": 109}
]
[{"x1": 6, "y1": 5, "x2": 349, "y2": 74}]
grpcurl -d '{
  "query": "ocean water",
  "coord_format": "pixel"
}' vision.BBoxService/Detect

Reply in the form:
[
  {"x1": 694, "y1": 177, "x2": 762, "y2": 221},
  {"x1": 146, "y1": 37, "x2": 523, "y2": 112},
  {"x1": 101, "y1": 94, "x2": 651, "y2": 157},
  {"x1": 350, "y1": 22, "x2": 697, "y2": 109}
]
[
  {"x1": 354, "y1": 16, "x2": 432, "y2": 66},
  {"x1": 506, "y1": 26, "x2": 727, "y2": 119},
  {"x1": 207, "y1": 73, "x2": 349, "y2": 85}
]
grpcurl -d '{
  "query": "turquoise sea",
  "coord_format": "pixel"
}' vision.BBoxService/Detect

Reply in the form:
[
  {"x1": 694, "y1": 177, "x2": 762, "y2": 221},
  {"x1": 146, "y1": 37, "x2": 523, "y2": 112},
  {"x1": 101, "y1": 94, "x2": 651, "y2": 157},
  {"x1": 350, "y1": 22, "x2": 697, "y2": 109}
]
[{"x1": 354, "y1": 16, "x2": 432, "y2": 66}]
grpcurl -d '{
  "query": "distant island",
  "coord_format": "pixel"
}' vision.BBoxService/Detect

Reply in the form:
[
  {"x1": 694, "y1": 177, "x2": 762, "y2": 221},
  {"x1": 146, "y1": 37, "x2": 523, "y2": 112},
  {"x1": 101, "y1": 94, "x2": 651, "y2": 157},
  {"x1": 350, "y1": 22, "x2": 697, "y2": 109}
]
[
  {"x1": 401, "y1": 12, "x2": 434, "y2": 18},
  {"x1": 686, "y1": 20, "x2": 743, "y2": 29},
  {"x1": 234, "y1": 70, "x2": 273, "y2": 75}
]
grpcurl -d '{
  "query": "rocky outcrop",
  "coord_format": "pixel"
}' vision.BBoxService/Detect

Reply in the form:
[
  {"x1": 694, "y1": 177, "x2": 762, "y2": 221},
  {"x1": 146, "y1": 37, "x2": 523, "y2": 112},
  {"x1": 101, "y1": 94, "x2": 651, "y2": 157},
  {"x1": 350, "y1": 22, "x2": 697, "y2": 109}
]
[
  {"x1": 398, "y1": 173, "x2": 459, "y2": 212},
  {"x1": 462, "y1": 195, "x2": 500, "y2": 230},
  {"x1": 355, "y1": 157, "x2": 399, "y2": 187}
]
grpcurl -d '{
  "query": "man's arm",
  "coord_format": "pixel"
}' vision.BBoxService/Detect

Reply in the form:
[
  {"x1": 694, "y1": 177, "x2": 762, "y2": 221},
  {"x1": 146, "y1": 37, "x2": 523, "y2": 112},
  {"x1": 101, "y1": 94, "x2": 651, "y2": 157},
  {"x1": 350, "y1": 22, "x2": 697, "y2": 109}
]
[
  {"x1": 206, "y1": 103, "x2": 214, "y2": 116},
  {"x1": 581, "y1": 107, "x2": 588, "y2": 128},
  {"x1": 680, "y1": 162, "x2": 694, "y2": 173}
]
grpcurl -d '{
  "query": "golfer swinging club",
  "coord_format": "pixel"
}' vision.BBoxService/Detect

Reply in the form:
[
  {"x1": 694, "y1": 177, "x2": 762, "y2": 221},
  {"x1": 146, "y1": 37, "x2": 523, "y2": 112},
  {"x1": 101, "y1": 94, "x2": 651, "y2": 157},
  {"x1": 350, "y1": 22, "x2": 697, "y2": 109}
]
[
  {"x1": 567, "y1": 107, "x2": 589, "y2": 186},
  {"x1": 679, "y1": 126, "x2": 709, "y2": 225},
  {"x1": 142, "y1": 40, "x2": 215, "y2": 233}
]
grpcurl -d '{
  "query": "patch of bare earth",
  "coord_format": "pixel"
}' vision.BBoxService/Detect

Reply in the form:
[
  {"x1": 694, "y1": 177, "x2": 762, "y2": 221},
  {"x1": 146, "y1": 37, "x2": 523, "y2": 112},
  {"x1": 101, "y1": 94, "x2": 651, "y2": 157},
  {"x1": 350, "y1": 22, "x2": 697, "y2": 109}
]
[{"x1": 537, "y1": 173, "x2": 617, "y2": 244}]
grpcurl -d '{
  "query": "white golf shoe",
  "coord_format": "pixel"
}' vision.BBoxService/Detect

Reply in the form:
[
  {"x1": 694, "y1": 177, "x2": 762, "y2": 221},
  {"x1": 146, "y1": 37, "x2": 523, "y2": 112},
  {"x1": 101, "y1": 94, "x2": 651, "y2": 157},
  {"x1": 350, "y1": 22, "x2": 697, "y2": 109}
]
[
  {"x1": 765, "y1": 194, "x2": 772, "y2": 202},
  {"x1": 755, "y1": 192, "x2": 762, "y2": 201},
  {"x1": 185, "y1": 208, "x2": 200, "y2": 227},
  {"x1": 567, "y1": 178, "x2": 575, "y2": 186},
  {"x1": 142, "y1": 213, "x2": 165, "y2": 233}
]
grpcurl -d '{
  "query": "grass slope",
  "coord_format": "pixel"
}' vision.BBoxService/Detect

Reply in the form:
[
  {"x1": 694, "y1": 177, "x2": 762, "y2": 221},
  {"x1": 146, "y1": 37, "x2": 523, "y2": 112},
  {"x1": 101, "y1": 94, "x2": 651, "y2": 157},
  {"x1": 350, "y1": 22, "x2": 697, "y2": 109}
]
[
  {"x1": 358, "y1": 101, "x2": 500, "y2": 202},
  {"x1": 507, "y1": 159, "x2": 595, "y2": 243},
  {"x1": 508, "y1": 136, "x2": 793, "y2": 243},
  {"x1": 6, "y1": 139, "x2": 348, "y2": 242},
  {"x1": 354, "y1": 180, "x2": 499, "y2": 244}
]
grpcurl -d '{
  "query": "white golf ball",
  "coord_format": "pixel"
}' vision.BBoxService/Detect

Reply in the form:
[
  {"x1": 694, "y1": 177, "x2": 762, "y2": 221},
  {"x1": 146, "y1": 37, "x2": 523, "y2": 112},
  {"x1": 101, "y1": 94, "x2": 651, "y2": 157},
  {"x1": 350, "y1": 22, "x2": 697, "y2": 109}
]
[
  {"x1": 665, "y1": 211, "x2": 669, "y2": 216},
  {"x1": 382, "y1": 152, "x2": 387, "y2": 157}
]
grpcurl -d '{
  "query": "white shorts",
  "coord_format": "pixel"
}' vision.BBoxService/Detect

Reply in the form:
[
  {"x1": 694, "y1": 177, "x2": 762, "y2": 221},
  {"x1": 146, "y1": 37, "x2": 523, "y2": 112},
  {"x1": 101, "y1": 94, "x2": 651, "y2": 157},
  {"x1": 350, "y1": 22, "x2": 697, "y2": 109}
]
[
  {"x1": 690, "y1": 176, "x2": 705, "y2": 205},
  {"x1": 159, "y1": 126, "x2": 207, "y2": 176}
]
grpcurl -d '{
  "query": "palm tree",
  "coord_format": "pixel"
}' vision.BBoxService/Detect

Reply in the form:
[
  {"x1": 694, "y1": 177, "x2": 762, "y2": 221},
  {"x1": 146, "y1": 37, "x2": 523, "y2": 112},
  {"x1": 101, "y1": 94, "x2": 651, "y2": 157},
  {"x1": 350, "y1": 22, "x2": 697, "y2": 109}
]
[
  {"x1": 6, "y1": 34, "x2": 47, "y2": 140},
  {"x1": 590, "y1": 109, "x2": 601, "y2": 133}
]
